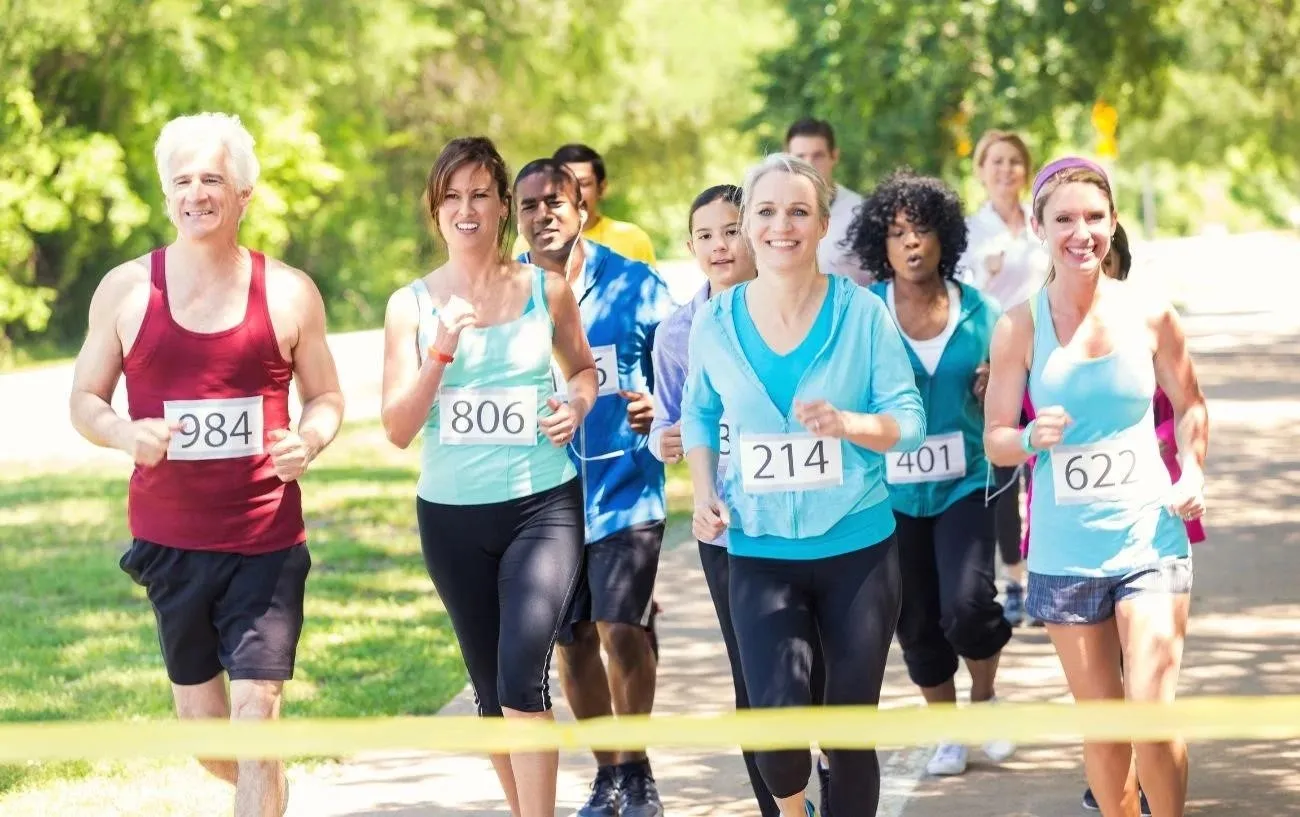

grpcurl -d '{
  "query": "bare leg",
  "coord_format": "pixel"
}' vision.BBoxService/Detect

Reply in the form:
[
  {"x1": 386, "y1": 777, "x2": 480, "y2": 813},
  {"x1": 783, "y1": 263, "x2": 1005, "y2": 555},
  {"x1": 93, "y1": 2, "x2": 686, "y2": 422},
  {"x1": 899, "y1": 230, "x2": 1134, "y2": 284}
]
[
  {"x1": 965, "y1": 654, "x2": 1001, "y2": 703},
  {"x1": 774, "y1": 791, "x2": 808, "y2": 816},
  {"x1": 556, "y1": 622, "x2": 619, "y2": 768},
  {"x1": 596, "y1": 621, "x2": 658, "y2": 764},
  {"x1": 1046, "y1": 622, "x2": 1140, "y2": 817},
  {"x1": 1117, "y1": 593, "x2": 1191, "y2": 817},
  {"x1": 229, "y1": 679, "x2": 287, "y2": 817},
  {"x1": 918, "y1": 677, "x2": 957, "y2": 705},
  {"x1": 503, "y1": 707, "x2": 560, "y2": 817},
  {"x1": 488, "y1": 753, "x2": 521, "y2": 817},
  {"x1": 172, "y1": 675, "x2": 238, "y2": 785}
]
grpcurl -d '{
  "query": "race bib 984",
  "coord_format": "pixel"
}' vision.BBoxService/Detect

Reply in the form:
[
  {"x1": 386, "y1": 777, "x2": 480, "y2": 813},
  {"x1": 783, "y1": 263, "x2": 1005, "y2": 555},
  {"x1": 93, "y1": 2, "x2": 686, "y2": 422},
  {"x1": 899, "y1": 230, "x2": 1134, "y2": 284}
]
[
  {"x1": 439, "y1": 386, "x2": 538, "y2": 446},
  {"x1": 553, "y1": 344, "x2": 619, "y2": 399},
  {"x1": 739, "y1": 433, "x2": 843, "y2": 494},
  {"x1": 1050, "y1": 432, "x2": 1158, "y2": 505},
  {"x1": 163, "y1": 396, "x2": 264, "y2": 461},
  {"x1": 886, "y1": 431, "x2": 967, "y2": 485}
]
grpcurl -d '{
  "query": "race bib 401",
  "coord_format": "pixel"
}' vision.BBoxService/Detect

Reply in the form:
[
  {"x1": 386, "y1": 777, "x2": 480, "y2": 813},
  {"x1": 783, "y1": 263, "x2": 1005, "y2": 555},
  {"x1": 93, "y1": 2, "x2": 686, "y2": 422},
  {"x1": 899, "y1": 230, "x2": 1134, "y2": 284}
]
[
  {"x1": 739, "y1": 433, "x2": 843, "y2": 494},
  {"x1": 163, "y1": 396, "x2": 264, "y2": 461},
  {"x1": 439, "y1": 386, "x2": 539, "y2": 446},
  {"x1": 886, "y1": 431, "x2": 967, "y2": 485}
]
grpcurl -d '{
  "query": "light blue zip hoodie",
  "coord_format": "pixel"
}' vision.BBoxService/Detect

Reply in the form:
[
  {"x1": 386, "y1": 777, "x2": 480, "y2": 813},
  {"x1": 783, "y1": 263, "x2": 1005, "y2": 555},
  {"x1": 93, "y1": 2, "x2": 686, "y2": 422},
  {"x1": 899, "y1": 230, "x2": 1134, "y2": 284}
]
[
  {"x1": 869, "y1": 280, "x2": 1001, "y2": 517},
  {"x1": 681, "y1": 275, "x2": 926, "y2": 550}
]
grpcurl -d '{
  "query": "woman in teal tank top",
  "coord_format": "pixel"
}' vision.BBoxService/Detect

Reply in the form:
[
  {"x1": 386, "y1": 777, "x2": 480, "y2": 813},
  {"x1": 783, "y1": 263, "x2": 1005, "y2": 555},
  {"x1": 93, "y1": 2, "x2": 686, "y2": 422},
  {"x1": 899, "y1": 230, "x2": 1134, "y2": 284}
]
[
  {"x1": 380, "y1": 137, "x2": 598, "y2": 817},
  {"x1": 983, "y1": 157, "x2": 1209, "y2": 817}
]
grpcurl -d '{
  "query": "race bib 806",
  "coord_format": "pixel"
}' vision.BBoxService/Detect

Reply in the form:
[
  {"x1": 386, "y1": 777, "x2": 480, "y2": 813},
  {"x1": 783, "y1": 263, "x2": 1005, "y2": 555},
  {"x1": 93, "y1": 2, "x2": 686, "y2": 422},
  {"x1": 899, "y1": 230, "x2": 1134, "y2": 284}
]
[
  {"x1": 739, "y1": 433, "x2": 843, "y2": 494},
  {"x1": 553, "y1": 344, "x2": 619, "y2": 399},
  {"x1": 163, "y1": 396, "x2": 264, "y2": 461},
  {"x1": 886, "y1": 431, "x2": 967, "y2": 484},
  {"x1": 439, "y1": 386, "x2": 538, "y2": 446}
]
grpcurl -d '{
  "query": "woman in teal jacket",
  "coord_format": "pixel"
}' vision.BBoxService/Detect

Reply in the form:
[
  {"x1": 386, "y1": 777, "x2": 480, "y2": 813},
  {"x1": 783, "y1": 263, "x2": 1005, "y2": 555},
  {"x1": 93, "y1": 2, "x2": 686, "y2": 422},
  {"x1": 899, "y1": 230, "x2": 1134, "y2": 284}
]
[
  {"x1": 681, "y1": 155, "x2": 925, "y2": 817},
  {"x1": 850, "y1": 171, "x2": 1015, "y2": 779}
]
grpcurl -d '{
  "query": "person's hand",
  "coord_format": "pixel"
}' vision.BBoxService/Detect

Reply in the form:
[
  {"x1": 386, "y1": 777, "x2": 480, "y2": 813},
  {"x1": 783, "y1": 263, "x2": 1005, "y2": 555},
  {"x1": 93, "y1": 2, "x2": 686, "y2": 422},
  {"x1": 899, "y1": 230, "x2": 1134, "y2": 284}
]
[
  {"x1": 1166, "y1": 465, "x2": 1206, "y2": 522},
  {"x1": 540, "y1": 397, "x2": 579, "y2": 447},
  {"x1": 118, "y1": 418, "x2": 176, "y2": 466},
  {"x1": 267, "y1": 428, "x2": 315, "y2": 482},
  {"x1": 693, "y1": 494, "x2": 730, "y2": 541},
  {"x1": 620, "y1": 390, "x2": 654, "y2": 435},
  {"x1": 972, "y1": 362, "x2": 990, "y2": 404},
  {"x1": 430, "y1": 294, "x2": 477, "y2": 358},
  {"x1": 794, "y1": 400, "x2": 846, "y2": 438},
  {"x1": 1029, "y1": 406, "x2": 1072, "y2": 449},
  {"x1": 660, "y1": 424, "x2": 683, "y2": 463}
]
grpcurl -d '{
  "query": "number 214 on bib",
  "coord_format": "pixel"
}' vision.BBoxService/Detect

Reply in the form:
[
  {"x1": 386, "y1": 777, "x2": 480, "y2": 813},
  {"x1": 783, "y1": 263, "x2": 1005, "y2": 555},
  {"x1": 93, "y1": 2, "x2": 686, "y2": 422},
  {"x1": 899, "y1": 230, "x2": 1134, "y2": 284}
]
[{"x1": 739, "y1": 433, "x2": 843, "y2": 493}]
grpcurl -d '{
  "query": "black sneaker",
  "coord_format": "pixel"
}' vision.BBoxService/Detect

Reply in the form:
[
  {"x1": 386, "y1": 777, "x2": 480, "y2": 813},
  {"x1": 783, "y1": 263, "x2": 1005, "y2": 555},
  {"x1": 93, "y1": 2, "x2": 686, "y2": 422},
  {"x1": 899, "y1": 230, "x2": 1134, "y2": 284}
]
[
  {"x1": 616, "y1": 761, "x2": 664, "y2": 817},
  {"x1": 1081, "y1": 786, "x2": 1151, "y2": 816},
  {"x1": 817, "y1": 760, "x2": 832, "y2": 817},
  {"x1": 577, "y1": 766, "x2": 619, "y2": 817},
  {"x1": 1082, "y1": 787, "x2": 1099, "y2": 811}
]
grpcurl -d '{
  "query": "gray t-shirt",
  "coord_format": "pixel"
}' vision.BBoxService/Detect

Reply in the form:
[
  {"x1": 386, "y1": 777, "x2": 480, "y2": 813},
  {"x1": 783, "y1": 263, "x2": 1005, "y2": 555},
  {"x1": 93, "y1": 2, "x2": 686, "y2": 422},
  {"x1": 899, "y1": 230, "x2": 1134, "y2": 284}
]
[{"x1": 818, "y1": 184, "x2": 871, "y2": 285}]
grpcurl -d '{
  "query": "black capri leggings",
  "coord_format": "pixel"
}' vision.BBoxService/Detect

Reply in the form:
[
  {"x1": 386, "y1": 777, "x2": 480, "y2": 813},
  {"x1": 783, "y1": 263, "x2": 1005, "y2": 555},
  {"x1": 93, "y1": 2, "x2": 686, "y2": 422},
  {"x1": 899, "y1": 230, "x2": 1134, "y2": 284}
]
[
  {"x1": 993, "y1": 464, "x2": 1024, "y2": 568},
  {"x1": 699, "y1": 543, "x2": 827, "y2": 817},
  {"x1": 894, "y1": 492, "x2": 1012, "y2": 688},
  {"x1": 729, "y1": 537, "x2": 901, "y2": 815},
  {"x1": 416, "y1": 478, "x2": 584, "y2": 715}
]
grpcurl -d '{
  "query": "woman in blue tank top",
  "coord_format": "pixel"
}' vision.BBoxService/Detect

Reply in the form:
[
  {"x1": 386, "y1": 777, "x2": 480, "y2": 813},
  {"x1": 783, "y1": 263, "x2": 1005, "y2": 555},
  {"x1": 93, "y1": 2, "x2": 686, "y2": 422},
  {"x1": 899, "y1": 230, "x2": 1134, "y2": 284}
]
[
  {"x1": 380, "y1": 137, "x2": 598, "y2": 817},
  {"x1": 983, "y1": 157, "x2": 1209, "y2": 817}
]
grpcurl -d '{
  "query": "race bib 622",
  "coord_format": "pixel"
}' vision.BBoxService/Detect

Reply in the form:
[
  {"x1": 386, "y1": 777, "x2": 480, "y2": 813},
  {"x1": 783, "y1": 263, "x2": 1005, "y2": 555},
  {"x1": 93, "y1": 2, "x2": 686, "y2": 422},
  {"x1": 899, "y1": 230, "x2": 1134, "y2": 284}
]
[
  {"x1": 163, "y1": 396, "x2": 264, "y2": 461},
  {"x1": 1050, "y1": 433, "x2": 1158, "y2": 505}
]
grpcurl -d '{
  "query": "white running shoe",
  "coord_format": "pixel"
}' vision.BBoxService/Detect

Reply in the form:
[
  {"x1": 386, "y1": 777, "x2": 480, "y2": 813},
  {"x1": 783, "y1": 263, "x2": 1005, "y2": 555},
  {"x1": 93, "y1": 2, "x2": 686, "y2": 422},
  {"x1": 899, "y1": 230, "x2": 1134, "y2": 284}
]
[
  {"x1": 979, "y1": 696, "x2": 1017, "y2": 762},
  {"x1": 925, "y1": 742, "x2": 969, "y2": 776}
]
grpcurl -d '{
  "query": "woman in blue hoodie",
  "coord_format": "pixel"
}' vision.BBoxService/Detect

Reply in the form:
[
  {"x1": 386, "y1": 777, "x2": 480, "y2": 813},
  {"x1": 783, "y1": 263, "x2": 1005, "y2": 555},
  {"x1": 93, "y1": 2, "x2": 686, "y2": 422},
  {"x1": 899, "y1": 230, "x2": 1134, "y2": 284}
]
[
  {"x1": 850, "y1": 171, "x2": 1014, "y2": 779},
  {"x1": 680, "y1": 155, "x2": 925, "y2": 817}
]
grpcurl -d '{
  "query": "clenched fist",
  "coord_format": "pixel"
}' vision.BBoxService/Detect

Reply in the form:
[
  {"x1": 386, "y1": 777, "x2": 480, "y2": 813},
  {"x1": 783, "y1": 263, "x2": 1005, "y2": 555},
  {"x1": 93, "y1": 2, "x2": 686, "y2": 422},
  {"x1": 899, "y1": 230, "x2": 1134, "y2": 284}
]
[
  {"x1": 1029, "y1": 406, "x2": 1072, "y2": 450},
  {"x1": 268, "y1": 428, "x2": 315, "y2": 482}
]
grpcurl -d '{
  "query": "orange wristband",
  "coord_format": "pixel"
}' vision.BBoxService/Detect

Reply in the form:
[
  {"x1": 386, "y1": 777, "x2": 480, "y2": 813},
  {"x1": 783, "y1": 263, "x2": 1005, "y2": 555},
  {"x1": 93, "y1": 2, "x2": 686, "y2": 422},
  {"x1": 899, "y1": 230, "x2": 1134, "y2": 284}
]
[{"x1": 428, "y1": 347, "x2": 454, "y2": 365}]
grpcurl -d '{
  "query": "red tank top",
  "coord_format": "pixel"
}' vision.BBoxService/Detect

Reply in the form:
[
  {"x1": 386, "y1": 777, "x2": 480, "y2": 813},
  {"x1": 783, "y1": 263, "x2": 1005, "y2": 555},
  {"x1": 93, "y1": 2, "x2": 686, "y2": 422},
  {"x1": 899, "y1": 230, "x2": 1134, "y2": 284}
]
[{"x1": 123, "y1": 248, "x2": 305, "y2": 554}]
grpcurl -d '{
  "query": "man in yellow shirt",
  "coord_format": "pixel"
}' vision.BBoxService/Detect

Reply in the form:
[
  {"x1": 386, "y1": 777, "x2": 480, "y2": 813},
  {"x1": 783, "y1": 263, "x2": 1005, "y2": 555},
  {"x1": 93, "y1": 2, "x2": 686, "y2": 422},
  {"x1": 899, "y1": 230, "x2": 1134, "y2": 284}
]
[
  {"x1": 511, "y1": 144, "x2": 657, "y2": 264},
  {"x1": 552, "y1": 143, "x2": 657, "y2": 265}
]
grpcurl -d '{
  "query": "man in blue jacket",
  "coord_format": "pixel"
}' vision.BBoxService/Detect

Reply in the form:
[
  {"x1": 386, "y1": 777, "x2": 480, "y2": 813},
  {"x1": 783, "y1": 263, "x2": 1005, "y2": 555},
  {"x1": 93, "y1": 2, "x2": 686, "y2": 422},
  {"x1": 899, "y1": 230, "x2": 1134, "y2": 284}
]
[{"x1": 514, "y1": 158, "x2": 674, "y2": 817}]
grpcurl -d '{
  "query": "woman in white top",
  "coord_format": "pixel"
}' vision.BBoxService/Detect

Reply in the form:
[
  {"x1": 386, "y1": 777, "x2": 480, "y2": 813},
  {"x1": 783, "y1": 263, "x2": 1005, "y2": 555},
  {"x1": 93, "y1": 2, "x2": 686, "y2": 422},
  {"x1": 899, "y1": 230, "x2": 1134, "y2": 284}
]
[{"x1": 960, "y1": 130, "x2": 1049, "y2": 626}]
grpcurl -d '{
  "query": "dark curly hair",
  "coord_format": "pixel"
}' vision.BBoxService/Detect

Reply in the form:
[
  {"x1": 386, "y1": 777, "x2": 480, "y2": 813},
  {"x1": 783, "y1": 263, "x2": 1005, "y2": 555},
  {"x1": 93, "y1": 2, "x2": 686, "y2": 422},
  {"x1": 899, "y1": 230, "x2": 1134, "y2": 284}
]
[{"x1": 846, "y1": 169, "x2": 969, "y2": 281}]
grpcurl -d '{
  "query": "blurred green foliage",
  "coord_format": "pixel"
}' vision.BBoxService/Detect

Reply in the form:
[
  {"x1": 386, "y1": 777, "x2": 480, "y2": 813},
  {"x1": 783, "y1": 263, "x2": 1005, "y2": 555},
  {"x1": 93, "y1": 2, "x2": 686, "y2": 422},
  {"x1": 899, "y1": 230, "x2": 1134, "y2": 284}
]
[{"x1": 1, "y1": 0, "x2": 1296, "y2": 361}]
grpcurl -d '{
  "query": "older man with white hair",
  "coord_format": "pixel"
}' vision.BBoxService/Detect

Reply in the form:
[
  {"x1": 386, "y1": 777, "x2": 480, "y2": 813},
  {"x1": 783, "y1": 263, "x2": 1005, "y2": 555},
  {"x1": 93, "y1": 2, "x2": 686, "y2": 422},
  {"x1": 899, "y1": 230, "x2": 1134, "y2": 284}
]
[{"x1": 69, "y1": 112, "x2": 344, "y2": 816}]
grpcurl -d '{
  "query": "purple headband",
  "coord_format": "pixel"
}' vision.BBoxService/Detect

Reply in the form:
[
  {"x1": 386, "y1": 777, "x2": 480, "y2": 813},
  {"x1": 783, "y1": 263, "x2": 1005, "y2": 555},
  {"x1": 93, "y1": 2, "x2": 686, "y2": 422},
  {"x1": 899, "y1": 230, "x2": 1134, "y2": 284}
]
[{"x1": 1031, "y1": 156, "x2": 1110, "y2": 205}]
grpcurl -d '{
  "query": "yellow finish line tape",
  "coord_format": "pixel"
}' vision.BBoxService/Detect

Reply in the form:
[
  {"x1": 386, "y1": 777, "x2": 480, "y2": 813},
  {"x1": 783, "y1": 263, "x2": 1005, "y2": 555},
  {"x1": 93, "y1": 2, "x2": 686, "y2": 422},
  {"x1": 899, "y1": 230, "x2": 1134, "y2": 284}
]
[{"x1": 2, "y1": 697, "x2": 1299, "y2": 761}]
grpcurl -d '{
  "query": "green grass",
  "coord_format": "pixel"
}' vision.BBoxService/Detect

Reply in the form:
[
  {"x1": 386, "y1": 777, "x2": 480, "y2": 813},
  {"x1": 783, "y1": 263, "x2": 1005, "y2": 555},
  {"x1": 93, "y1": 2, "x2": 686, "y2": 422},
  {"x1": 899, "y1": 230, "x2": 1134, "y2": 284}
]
[
  {"x1": 0, "y1": 423, "x2": 694, "y2": 809},
  {"x1": 0, "y1": 423, "x2": 465, "y2": 800}
]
